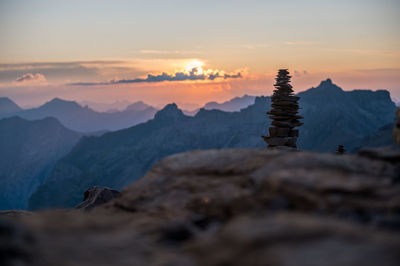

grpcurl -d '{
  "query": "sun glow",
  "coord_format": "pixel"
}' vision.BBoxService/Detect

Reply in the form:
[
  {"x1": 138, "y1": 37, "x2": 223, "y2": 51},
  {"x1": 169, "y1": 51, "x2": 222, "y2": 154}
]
[{"x1": 185, "y1": 60, "x2": 204, "y2": 74}]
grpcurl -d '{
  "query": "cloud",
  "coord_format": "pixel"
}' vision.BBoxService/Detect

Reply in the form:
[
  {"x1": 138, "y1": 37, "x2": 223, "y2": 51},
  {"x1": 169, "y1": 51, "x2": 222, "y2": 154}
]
[
  {"x1": 69, "y1": 68, "x2": 243, "y2": 86},
  {"x1": 16, "y1": 73, "x2": 46, "y2": 83},
  {"x1": 0, "y1": 61, "x2": 144, "y2": 84}
]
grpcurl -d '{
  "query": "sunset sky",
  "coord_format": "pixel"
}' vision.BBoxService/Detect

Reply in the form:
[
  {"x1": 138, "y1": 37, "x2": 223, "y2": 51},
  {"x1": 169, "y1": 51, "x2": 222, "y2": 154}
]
[{"x1": 0, "y1": 0, "x2": 399, "y2": 108}]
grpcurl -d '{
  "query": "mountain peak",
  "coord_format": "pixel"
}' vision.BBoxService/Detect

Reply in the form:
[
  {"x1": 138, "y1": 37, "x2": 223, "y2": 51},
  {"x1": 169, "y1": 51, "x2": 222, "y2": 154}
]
[
  {"x1": 321, "y1": 78, "x2": 332, "y2": 85},
  {"x1": 317, "y1": 79, "x2": 342, "y2": 92},
  {"x1": 154, "y1": 103, "x2": 185, "y2": 121},
  {"x1": 43, "y1": 98, "x2": 82, "y2": 109},
  {"x1": 125, "y1": 101, "x2": 153, "y2": 112},
  {"x1": 0, "y1": 97, "x2": 22, "y2": 115}
]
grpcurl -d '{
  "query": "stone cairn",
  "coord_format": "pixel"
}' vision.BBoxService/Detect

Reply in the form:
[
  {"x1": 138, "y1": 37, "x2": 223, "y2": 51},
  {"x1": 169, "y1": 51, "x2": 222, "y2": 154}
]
[
  {"x1": 393, "y1": 108, "x2": 400, "y2": 145},
  {"x1": 336, "y1": 145, "x2": 346, "y2": 155},
  {"x1": 263, "y1": 69, "x2": 303, "y2": 148}
]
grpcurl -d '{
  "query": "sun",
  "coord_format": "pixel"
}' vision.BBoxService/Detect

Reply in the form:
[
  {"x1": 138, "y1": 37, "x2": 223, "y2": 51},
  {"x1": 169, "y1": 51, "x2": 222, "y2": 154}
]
[{"x1": 185, "y1": 60, "x2": 204, "y2": 74}]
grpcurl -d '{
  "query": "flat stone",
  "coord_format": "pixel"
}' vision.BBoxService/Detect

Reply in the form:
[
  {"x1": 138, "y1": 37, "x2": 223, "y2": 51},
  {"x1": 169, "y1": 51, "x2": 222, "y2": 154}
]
[
  {"x1": 265, "y1": 137, "x2": 288, "y2": 146},
  {"x1": 269, "y1": 127, "x2": 290, "y2": 137},
  {"x1": 271, "y1": 121, "x2": 302, "y2": 128}
]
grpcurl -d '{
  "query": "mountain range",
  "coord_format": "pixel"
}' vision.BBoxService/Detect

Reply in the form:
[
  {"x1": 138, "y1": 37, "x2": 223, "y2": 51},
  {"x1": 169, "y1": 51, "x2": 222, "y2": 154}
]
[
  {"x1": 0, "y1": 98, "x2": 158, "y2": 132},
  {"x1": 182, "y1": 94, "x2": 256, "y2": 115},
  {"x1": 79, "y1": 100, "x2": 133, "y2": 112},
  {"x1": 28, "y1": 79, "x2": 397, "y2": 209},
  {"x1": 0, "y1": 116, "x2": 81, "y2": 210},
  {"x1": 0, "y1": 97, "x2": 22, "y2": 115}
]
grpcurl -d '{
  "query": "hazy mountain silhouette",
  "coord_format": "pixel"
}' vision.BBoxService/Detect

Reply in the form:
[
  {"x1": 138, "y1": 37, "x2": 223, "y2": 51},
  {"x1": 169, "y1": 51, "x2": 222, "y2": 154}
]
[
  {"x1": 0, "y1": 97, "x2": 22, "y2": 115},
  {"x1": 79, "y1": 100, "x2": 133, "y2": 112},
  {"x1": 124, "y1": 101, "x2": 154, "y2": 112},
  {"x1": 203, "y1": 94, "x2": 256, "y2": 112},
  {"x1": 183, "y1": 94, "x2": 256, "y2": 115},
  {"x1": 29, "y1": 79, "x2": 396, "y2": 209},
  {"x1": 0, "y1": 116, "x2": 81, "y2": 210},
  {"x1": 0, "y1": 98, "x2": 158, "y2": 132}
]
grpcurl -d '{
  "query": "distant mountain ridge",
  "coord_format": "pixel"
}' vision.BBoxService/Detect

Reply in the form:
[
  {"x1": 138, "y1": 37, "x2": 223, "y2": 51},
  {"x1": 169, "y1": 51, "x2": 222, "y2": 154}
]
[
  {"x1": 0, "y1": 97, "x2": 22, "y2": 115},
  {"x1": 79, "y1": 100, "x2": 133, "y2": 112},
  {"x1": 0, "y1": 98, "x2": 158, "y2": 132},
  {"x1": 0, "y1": 116, "x2": 81, "y2": 210},
  {"x1": 125, "y1": 101, "x2": 154, "y2": 112},
  {"x1": 29, "y1": 79, "x2": 397, "y2": 209},
  {"x1": 203, "y1": 94, "x2": 256, "y2": 112},
  {"x1": 183, "y1": 94, "x2": 256, "y2": 115}
]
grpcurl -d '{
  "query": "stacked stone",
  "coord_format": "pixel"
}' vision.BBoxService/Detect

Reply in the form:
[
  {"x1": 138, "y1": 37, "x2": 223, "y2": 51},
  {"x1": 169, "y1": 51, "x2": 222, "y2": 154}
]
[
  {"x1": 336, "y1": 145, "x2": 346, "y2": 155},
  {"x1": 263, "y1": 69, "x2": 303, "y2": 148}
]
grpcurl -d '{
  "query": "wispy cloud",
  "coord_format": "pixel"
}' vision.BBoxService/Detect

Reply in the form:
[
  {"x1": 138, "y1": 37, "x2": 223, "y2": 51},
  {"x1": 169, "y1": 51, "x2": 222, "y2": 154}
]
[
  {"x1": 16, "y1": 73, "x2": 46, "y2": 83},
  {"x1": 69, "y1": 68, "x2": 242, "y2": 86},
  {"x1": 0, "y1": 61, "x2": 143, "y2": 84}
]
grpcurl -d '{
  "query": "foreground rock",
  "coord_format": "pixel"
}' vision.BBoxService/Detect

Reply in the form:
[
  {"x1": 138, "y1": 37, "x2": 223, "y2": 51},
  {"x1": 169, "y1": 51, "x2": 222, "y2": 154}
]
[
  {"x1": 5, "y1": 148, "x2": 400, "y2": 266},
  {"x1": 75, "y1": 186, "x2": 120, "y2": 211}
]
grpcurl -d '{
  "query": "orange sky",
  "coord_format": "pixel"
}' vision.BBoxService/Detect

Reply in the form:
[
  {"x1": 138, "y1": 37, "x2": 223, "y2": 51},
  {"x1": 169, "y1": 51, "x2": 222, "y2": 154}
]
[{"x1": 0, "y1": 0, "x2": 399, "y2": 106}]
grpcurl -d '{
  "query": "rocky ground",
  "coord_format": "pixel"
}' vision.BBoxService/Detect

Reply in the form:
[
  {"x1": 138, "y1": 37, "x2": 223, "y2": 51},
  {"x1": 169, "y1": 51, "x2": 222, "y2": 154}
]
[{"x1": 1, "y1": 147, "x2": 400, "y2": 266}]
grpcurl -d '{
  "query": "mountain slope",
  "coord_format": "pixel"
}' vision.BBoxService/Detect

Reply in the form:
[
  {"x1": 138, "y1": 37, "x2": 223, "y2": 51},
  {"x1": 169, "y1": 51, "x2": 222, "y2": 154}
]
[
  {"x1": 0, "y1": 116, "x2": 81, "y2": 210},
  {"x1": 297, "y1": 79, "x2": 396, "y2": 151},
  {"x1": 183, "y1": 94, "x2": 256, "y2": 115},
  {"x1": 203, "y1": 94, "x2": 256, "y2": 112},
  {"x1": 29, "y1": 80, "x2": 396, "y2": 209},
  {"x1": 29, "y1": 99, "x2": 269, "y2": 209},
  {"x1": 125, "y1": 101, "x2": 154, "y2": 112},
  {"x1": 0, "y1": 97, "x2": 22, "y2": 115},
  {"x1": 0, "y1": 98, "x2": 157, "y2": 132},
  {"x1": 354, "y1": 123, "x2": 395, "y2": 151}
]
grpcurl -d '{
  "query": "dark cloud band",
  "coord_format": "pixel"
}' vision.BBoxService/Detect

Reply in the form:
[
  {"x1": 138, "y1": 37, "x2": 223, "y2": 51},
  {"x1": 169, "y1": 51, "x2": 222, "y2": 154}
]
[{"x1": 69, "y1": 68, "x2": 242, "y2": 86}]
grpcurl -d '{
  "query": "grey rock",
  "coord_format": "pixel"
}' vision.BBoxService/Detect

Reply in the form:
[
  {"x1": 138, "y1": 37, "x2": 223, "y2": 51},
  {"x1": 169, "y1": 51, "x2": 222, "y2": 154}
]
[
  {"x1": 10, "y1": 149, "x2": 400, "y2": 266},
  {"x1": 75, "y1": 186, "x2": 120, "y2": 211}
]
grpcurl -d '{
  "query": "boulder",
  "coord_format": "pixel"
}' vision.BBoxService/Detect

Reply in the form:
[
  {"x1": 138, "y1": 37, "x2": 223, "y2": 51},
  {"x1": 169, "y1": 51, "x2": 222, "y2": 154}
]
[
  {"x1": 75, "y1": 186, "x2": 120, "y2": 211},
  {"x1": 6, "y1": 148, "x2": 400, "y2": 266}
]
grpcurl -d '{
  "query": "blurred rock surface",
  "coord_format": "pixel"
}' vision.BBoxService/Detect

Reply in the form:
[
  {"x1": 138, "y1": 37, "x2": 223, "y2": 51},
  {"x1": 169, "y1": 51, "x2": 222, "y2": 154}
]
[{"x1": 4, "y1": 148, "x2": 400, "y2": 266}]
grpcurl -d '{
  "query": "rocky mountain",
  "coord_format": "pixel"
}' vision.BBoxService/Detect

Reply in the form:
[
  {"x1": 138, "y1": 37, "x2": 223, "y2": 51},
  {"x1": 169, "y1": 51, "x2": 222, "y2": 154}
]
[
  {"x1": 297, "y1": 79, "x2": 396, "y2": 151},
  {"x1": 0, "y1": 98, "x2": 158, "y2": 132},
  {"x1": 124, "y1": 101, "x2": 155, "y2": 112},
  {"x1": 29, "y1": 79, "x2": 396, "y2": 209},
  {"x1": 183, "y1": 94, "x2": 256, "y2": 116},
  {"x1": 5, "y1": 147, "x2": 400, "y2": 266},
  {"x1": 79, "y1": 100, "x2": 132, "y2": 112},
  {"x1": 0, "y1": 116, "x2": 81, "y2": 210},
  {"x1": 355, "y1": 123, "x2": 395, "y2": 150},
  {"x1": 0, "y1": 97, "x2": 22, "y2": 115},
  {"x1": 203, "y1": 94, "x2": 256, "y2": 112}
]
